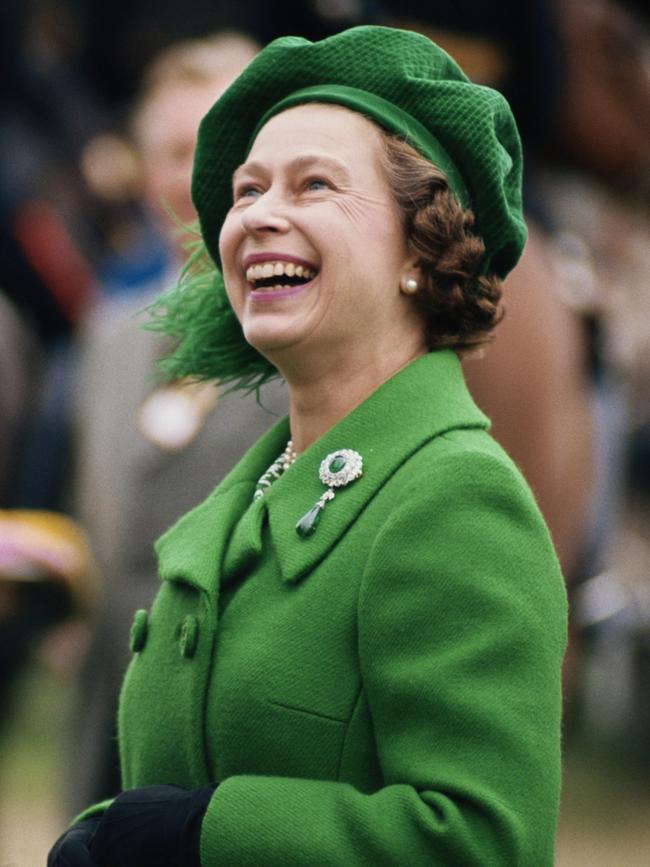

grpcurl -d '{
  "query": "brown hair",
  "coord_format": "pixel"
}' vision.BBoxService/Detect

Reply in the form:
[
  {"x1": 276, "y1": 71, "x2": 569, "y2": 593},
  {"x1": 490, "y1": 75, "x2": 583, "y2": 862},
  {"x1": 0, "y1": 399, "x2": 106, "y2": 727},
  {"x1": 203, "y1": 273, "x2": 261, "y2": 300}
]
[{"x1": 380, "y1": 134, "x2": 504, "y2": 352}]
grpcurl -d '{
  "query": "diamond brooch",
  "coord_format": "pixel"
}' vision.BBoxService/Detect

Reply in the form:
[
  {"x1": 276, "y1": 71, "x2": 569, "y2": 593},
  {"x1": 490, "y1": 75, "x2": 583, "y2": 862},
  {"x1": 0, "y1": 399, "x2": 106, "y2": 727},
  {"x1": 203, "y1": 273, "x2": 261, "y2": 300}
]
[{"x1": 296, "y1": 449, "x2": 363, "y2": 537}]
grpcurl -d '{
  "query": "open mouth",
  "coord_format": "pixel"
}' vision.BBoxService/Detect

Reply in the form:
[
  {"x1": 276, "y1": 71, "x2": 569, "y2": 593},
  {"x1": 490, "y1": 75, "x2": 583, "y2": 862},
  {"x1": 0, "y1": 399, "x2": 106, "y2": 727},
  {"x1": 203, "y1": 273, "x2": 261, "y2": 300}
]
[{"x1": 245, "y1": 260, "x2": 318, "y2": 292}]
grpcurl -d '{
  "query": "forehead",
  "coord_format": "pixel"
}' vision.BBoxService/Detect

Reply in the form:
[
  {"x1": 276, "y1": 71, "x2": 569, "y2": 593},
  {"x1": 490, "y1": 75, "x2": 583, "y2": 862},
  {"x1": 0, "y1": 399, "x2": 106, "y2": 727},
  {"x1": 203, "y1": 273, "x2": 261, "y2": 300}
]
[
  {"x1": 245, "y1": 102, "x2": 385, "y2": 167},
  {"x1": 136, "y1": 81, "x2": 220, "y2": 151}
]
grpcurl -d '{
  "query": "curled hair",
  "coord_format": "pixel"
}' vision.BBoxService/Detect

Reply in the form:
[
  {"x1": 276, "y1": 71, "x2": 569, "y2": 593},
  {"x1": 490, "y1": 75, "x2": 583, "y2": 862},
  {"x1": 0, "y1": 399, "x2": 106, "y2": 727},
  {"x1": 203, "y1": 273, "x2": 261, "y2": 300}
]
[{"x1": 380, "y1": 134, "x2": 504, "y2": 352}]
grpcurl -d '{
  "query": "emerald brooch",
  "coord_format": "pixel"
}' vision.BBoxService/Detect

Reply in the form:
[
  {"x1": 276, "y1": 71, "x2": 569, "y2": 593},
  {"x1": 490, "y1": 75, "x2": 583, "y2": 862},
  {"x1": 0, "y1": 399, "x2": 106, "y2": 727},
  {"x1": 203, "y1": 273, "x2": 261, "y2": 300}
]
[{"x1": 296, "y1": 449, "x2": 363, "y2": 537}]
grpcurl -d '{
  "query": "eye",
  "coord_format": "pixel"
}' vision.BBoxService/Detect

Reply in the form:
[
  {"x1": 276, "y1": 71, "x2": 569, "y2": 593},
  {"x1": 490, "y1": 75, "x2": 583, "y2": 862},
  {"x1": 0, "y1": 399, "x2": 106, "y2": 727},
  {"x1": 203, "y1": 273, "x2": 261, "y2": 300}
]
[
  {"x1": 234, "y1": 184, "x2": 262, "y2": 201},
  {"x1": 305, "y1": 177, "x2": 331, "y2": 192}
]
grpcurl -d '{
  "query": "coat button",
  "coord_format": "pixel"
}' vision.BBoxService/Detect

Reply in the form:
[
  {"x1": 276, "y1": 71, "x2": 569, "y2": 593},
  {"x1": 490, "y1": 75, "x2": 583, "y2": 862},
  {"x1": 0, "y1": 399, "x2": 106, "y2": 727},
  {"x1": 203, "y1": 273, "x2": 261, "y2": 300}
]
[
  {"x1": 179, "y1": 614, "x2": 199, "y2": 659},
  {"x1": 129, "y1": 609, "x2": 148, "y2": 653}
]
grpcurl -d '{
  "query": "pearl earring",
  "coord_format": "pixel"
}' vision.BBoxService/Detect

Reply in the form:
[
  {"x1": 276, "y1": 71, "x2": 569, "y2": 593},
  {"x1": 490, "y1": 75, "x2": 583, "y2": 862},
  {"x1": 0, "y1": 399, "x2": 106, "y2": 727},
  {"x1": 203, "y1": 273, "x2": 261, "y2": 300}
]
[{"x1": 404, "y1": 278, "x2": 418, "y2": 294}]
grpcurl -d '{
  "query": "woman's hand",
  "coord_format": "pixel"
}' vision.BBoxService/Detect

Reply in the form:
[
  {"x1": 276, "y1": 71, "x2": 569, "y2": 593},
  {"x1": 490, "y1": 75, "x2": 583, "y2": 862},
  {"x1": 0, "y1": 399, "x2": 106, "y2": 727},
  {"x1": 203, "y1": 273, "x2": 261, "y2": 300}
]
[
  {"x1": 88, "y1": 783, "x2": 216, "y2": 867},
  {"x1": 47, "y1": 818, "x2": 101, "y2": 866}
]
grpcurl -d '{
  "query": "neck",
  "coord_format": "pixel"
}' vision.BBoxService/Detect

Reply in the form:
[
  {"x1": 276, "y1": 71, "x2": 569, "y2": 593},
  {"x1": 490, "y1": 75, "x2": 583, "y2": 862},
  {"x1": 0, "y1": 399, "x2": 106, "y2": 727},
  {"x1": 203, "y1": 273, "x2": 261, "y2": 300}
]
[{"x1": 285, "y1": 345, "x2": 426, "y2": 455}]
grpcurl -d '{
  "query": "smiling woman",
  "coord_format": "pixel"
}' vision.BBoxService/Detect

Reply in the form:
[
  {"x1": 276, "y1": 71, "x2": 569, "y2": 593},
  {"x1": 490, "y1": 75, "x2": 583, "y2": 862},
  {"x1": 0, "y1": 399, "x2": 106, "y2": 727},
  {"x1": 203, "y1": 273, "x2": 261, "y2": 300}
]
[{"x1": 49, "y1": 25, "x2": 567, "y2": 867}]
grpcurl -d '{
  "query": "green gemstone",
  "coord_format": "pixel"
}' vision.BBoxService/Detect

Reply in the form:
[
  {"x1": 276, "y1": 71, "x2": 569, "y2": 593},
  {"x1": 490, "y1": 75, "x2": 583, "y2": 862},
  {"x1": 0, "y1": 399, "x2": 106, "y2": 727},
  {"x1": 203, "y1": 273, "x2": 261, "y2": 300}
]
[
  {"x1": 329, "y1": 456, "x2": 347, "y2": 473},
  {"x1": 296, "y1": 503, "x2": 323, "y2": 537}
]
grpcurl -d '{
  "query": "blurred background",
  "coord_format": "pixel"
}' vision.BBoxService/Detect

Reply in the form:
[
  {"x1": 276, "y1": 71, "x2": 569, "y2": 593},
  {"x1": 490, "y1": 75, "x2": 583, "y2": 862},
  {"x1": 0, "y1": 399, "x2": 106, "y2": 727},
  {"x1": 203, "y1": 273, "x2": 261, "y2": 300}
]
[{"x1": 0, "y1": 1, "x2": 648, "y2": 864}]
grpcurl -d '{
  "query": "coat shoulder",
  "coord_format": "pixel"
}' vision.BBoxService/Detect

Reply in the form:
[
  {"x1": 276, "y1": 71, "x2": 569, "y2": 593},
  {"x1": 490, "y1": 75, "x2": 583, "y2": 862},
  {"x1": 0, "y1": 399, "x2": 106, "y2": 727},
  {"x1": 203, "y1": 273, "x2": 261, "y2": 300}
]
[
  {"x1": 393, "y1": 425, "x2": 538, "y2": 511},
  {"x1": 368, "y1": 424, "x2": 566, "y2": 612}
]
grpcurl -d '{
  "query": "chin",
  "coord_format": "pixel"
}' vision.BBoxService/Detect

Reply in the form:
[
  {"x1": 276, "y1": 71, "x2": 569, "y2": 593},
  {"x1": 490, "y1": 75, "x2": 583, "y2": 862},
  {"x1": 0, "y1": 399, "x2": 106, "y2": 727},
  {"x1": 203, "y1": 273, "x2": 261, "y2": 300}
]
[{"x1": 242, "y1": 323, "x2": 297, "y2": 358}]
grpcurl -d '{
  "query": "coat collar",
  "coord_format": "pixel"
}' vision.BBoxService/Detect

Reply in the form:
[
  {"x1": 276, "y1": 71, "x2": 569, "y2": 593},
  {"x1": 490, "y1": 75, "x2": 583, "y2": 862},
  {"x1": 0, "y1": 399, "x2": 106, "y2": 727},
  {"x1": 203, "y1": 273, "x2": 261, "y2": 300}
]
[
  {"x1": 155, "y1": 351, "x2": 488, "y2": 593},
  {"x1": 154, "y1": 416, "x2": 289, "y2": 593}
]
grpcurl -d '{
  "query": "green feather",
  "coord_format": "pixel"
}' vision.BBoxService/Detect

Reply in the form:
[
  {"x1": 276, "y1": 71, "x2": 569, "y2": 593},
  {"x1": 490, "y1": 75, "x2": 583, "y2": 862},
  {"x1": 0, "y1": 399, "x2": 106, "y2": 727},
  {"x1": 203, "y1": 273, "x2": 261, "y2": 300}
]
[{"x1": 142, "y1": 225, "x2": 279, "y2": 393}]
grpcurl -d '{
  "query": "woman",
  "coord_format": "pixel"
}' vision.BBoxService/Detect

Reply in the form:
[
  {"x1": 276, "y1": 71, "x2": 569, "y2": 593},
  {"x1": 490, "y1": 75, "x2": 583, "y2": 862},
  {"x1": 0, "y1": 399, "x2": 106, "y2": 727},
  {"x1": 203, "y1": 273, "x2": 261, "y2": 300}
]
[{"x1": 49, "y1": 25, "x2": 567, "y2": 867}]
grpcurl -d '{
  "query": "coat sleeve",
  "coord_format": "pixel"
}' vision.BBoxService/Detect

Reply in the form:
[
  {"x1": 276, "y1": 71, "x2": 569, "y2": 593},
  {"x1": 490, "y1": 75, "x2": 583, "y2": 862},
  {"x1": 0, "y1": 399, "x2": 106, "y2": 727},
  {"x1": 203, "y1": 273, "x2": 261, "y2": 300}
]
[{"x1": 198, "y1": 450, "x2": 568, "y2": 867}]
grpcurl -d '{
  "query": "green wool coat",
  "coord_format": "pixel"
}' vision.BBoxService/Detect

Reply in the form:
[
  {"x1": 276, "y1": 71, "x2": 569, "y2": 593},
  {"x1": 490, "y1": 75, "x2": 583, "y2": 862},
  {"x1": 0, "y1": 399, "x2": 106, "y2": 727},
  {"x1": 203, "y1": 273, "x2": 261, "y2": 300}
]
[{"x1": 109, "y1": 350, "x2": 567, "y2": 865}]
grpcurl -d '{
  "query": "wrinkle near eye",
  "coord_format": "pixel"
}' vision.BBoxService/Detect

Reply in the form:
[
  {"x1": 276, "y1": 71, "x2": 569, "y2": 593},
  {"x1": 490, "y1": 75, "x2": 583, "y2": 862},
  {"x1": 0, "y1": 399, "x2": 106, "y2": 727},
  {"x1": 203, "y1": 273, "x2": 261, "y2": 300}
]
[{"x1": 331, "y1": 188, "x2": 395, "y2": 228}]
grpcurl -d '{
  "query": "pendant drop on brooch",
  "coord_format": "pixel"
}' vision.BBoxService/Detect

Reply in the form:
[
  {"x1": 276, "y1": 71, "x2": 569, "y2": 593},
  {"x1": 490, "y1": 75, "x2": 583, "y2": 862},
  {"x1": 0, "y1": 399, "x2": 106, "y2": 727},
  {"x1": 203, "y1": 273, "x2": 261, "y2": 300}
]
[{"x1": 296, "y1": 449, "x2": 363, "y2": 537}]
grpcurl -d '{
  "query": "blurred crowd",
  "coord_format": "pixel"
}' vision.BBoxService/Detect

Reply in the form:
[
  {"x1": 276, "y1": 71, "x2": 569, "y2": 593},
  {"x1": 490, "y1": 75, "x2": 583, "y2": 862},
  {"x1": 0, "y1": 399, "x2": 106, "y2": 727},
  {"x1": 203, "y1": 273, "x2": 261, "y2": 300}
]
[{"x1": 0, "y1": 0, "x2": 649, "y2": 845}]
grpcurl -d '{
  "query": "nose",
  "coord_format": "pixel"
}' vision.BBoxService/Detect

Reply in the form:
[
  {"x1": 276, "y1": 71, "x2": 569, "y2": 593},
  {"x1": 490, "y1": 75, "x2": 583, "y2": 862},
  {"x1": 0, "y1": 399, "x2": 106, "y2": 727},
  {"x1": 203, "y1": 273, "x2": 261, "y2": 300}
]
[{"x1": 240, "y1": 190, "x2": 291, "y2": 235}]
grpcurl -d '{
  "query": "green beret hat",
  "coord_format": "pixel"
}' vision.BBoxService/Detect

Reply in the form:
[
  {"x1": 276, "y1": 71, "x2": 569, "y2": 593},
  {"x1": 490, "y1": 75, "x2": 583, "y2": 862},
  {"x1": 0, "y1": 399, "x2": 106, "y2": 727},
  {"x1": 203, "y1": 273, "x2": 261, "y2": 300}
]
[
  {"x1": 193, "y1": 24, "x2": 527, "y2": 278},
  {"x1": 146, "y1": 25, "x2": 528, "y2": 393}
]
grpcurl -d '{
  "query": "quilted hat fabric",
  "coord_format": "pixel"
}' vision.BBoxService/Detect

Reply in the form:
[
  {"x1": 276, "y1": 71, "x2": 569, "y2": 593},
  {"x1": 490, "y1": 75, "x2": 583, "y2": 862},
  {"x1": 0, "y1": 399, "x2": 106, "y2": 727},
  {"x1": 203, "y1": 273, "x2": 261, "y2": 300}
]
[{"x1": 192, "y1": 25, "x2": 527, "y2": 278}]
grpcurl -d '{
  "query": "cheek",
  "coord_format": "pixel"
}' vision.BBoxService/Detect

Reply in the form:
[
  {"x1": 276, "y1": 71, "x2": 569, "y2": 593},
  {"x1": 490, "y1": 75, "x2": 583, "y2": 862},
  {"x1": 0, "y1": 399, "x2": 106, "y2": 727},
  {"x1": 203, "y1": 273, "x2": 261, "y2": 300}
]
[
  {"x1": 331, "y1": 197, "x2": 405, "y2": 260},
  {"x1": 218, "y1": 216, "x2": 245, "y2": 313},
  {"x1": 367, "y1": 208, "x2": 407, "y2": 254},
  {"x1": 218, "y1": 211, "x2": 241, "y2": 272}
]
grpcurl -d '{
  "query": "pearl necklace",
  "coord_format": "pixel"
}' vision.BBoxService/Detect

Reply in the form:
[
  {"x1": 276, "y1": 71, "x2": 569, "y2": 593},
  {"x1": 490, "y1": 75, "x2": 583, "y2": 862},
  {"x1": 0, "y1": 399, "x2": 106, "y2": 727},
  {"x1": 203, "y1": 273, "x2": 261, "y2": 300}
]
[{"x1": 253, "y1": 440, "x2": 297, "y2": 500}]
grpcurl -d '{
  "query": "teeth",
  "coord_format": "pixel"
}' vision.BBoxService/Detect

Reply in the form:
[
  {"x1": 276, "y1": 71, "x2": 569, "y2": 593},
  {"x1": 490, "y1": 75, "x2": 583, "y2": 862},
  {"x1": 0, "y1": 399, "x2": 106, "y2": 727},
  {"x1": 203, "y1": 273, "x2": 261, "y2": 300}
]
[{"x1": 245, "y1": 260, "x2": 316, "y2": 286}]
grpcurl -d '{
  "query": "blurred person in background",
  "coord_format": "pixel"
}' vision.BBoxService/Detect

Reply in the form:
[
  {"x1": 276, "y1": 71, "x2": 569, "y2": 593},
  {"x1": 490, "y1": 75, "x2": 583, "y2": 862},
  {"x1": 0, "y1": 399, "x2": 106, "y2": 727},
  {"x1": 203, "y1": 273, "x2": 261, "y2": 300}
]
[
  {"x1": 68, "y1": 31, "x2": 287, "y2": 814},
  {"x1": 79, "y1": 31, "x2": 262, "y2": 307}
]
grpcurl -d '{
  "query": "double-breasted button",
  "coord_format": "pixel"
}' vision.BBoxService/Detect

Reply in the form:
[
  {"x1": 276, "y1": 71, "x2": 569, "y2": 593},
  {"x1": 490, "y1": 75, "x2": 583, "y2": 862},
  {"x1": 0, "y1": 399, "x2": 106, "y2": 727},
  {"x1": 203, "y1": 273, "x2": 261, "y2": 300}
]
[
  {"x1": 179, "y1": 614, "x2": 199, "y2": 659},
  {"x1": 129, "y1": 609, "x2": 149, "y2": 653}
]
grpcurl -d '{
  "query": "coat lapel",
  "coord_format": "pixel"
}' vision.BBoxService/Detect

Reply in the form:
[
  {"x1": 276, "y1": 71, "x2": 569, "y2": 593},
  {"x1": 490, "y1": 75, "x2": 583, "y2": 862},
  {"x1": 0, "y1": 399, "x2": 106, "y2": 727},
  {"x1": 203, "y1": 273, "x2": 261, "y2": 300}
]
[
  {"x1": 264, "y1": 351, "x2": 489, "y2": 584},
  {"x1": 154, "y1": 415, "x2": 290, "y2": 595}
]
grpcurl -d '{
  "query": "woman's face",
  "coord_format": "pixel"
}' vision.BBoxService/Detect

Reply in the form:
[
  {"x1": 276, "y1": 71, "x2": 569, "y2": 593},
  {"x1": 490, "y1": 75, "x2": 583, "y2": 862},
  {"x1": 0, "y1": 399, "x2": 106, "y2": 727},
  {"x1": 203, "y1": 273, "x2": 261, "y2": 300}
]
[{"x1": 219, "y1": 103, "x2": 424, "y2": 376}]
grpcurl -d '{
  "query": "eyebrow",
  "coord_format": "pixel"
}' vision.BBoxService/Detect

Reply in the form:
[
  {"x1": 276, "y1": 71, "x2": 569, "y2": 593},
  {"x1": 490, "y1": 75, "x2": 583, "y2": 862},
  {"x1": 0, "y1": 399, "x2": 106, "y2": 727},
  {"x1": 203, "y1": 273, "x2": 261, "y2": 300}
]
[{"x1": 232, "y1": 154, "x2": 351, "y2": 186}]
